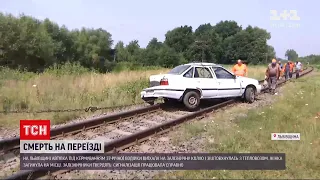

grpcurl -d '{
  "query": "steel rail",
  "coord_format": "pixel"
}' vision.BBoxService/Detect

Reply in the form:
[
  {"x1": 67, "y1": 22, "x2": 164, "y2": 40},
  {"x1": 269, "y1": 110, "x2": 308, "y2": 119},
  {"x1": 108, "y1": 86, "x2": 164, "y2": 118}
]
[
  {"x1": 0, "y1": 104, "x2": 162, "y2": 154},
  {"x1": 1, "y1": 67, "x2": 310, "y2": 154},
  {"x1": 4, "y1": 67, "x2": 314, "y2": 180}
]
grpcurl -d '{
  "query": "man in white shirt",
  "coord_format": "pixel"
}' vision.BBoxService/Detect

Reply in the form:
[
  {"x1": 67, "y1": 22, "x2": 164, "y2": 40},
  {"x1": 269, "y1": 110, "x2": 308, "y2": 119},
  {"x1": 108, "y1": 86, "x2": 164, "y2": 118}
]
[{"x1": 295, "y1": 61, "x2": 302, "y2": 78}]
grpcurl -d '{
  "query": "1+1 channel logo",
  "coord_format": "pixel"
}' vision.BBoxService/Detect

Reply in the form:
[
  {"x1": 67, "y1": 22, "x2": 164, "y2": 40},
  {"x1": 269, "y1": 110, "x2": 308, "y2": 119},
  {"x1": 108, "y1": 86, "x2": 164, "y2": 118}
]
[{"x1": 270, "y1": 10, "x2": 301, "y2": 28}]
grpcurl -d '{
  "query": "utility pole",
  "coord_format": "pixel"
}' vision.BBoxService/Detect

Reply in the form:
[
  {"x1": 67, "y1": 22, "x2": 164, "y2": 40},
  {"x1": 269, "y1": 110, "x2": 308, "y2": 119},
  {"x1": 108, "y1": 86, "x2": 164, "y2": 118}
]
[
  {"x1": 266, "y1": 53, "x2": 268, "y2": 64},
  {"x1": 112, "y1": 49, "x2": 116, "y2": 62}
]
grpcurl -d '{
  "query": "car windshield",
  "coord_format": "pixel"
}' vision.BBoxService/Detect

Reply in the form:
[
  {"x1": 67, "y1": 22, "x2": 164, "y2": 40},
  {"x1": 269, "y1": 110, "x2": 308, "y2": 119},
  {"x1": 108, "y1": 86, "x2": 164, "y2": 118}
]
[{"x1": 167, "y1": 65, "x2": 191, "y2": 75}]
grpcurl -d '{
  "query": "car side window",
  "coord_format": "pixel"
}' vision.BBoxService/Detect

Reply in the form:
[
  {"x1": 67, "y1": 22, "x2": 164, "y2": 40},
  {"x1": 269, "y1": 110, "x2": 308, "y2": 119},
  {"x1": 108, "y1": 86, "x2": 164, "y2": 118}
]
[
  {"x1": 194, "y1": 67, "x2": 213, "y2": 78},
  {"x1": 183, "y1": 67, "x2": 194, "y2": 78},
  {"x1": 213, "y1": 67, "x2": 234, "y2": 79}
]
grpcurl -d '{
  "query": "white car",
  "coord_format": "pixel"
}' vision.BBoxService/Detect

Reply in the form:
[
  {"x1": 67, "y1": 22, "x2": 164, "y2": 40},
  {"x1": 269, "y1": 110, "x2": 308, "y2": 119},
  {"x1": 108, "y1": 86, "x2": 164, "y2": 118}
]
[{"x1": 141, "y1": 62, "x2": 262, "y2": 110}]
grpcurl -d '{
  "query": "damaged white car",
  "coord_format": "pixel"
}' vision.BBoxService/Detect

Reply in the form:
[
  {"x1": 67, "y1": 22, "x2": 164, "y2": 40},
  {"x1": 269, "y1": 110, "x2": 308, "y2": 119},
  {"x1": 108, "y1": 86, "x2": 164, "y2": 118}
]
[{"x1": 141, "y1": 63, "x2": 262, "y2": 110}]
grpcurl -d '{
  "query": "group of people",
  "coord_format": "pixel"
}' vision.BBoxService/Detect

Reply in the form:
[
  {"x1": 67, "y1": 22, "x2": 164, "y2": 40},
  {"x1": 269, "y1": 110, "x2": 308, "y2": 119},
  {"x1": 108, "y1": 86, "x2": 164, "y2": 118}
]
[{"x1": 231, "y1": 59, "x2": 303, "y2": 95}]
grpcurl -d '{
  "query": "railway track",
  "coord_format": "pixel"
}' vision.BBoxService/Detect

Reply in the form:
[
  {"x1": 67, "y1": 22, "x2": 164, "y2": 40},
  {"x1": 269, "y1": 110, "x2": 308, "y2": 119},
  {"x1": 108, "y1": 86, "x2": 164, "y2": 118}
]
[{"x1": 2, "y1": 67, "x2": 314, "y2": 180}]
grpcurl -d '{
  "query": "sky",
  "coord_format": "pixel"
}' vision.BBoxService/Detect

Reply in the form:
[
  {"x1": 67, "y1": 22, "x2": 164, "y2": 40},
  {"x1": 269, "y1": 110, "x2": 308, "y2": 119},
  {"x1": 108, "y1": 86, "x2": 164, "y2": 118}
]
[{"x1": 1, "y1": 0, "x2": 319, "y2": 58}]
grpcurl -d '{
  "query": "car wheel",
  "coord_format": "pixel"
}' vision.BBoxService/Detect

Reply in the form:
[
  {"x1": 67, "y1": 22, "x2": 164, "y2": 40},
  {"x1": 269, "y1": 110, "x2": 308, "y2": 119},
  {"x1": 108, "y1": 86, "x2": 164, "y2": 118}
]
[
  {"x1": 183, "y1": 91, "x2": 200, "y2": 110},
  {"x1": 244, "y1": 86, "x2": 255, "y2": 103}
]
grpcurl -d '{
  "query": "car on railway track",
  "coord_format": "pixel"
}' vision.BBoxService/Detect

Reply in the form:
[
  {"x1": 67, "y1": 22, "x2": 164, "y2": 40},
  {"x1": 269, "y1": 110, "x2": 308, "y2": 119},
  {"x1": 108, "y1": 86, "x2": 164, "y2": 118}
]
[{"x1": 140, "y1": 62, "x2": 262, "y2": 110}]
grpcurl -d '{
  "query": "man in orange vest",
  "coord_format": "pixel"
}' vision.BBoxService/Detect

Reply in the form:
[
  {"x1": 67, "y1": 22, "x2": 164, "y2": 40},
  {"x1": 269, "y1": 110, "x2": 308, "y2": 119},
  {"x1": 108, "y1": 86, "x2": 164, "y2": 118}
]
[
  {"x1": 232, "y1": 59, "x2": 248, "y2": 77},
  {"x1": 289, "y1": 61, "x2": 295, "y2": 78}
]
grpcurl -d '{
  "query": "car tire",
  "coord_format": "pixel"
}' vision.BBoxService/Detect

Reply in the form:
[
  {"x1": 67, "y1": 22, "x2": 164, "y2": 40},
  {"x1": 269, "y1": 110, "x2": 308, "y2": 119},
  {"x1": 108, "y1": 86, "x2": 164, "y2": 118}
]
[
  {"x1": 183, "y1": 91, "x2": 200, "y2": 110},
  {"x1": 244, "y1": 86, "x2": 255, "y2": 103}
]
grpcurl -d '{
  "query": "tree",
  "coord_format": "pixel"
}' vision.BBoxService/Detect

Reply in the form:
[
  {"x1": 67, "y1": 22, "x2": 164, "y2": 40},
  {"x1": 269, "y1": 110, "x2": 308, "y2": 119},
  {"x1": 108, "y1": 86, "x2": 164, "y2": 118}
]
[
  {"x1": 157, "y1": 45, "x2": 185, "y2": 68},
  {"x1": 299, "y1": 54, "x2": 320, "y2": 64},
  {"x1": 0, "y1": 13, "x2": 115, "y2": 72},
  {"x1": 0, "y1": 14, "x2": 56, "y2": 71},
  {"x1": 194, "y1": 23, "x2": 213, "y2": 36},
  {"x1": 0, "y1": 12, "x2": 284, "y2": 72},
  {"x1": 222, "y1": 26, "x2": 272, "y2": 64},
  {"x1": 146, "y1": 38, "x2": 162, "y2": 50},
  {"x1": 164, "y1": 25, "x2": 194, "y2": 54},
  {"x1": 114, "y1": 41, "x2": 129, "y2": 62},
  {"x1": 126, "y1": 40, "x2": 142, "y2": 62},
  {"x1": 141, "y1": 38, "x2": 164, "y2": 66},
  {"x1": 267, "y1": 45, "x2": 276, "y2": 62},
  {"x1": 213, "y1": 20, "x2": 242, "y2": 40},
  {"x1": 187, "y1": 29, "x2": 222, "y2": 63},
  {"x1": 285, "y1": 49, "x2": 299, "y2": 61}
]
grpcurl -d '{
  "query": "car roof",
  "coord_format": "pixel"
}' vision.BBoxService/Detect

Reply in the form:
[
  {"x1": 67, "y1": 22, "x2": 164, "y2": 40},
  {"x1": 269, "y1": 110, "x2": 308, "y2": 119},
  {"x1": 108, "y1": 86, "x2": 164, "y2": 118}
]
[{"x1": 183, "y1": 62, "x2": 222, "y2": 67}]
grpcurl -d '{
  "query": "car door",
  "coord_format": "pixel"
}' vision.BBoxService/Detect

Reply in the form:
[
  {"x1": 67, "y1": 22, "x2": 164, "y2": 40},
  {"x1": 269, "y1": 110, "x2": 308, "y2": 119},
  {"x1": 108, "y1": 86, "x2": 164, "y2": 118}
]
[
  {"x1": 192, "y1": 66, "x2": 219, "y2": 98},
  {"x1": 211, "y1": 67, "x2": 242, "y2": 97}
]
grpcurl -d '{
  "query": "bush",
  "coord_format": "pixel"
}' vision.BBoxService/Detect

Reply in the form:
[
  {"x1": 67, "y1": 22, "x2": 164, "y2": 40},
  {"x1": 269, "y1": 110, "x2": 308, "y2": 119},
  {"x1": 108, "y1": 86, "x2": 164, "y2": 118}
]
[{"x1": 44, "y1": 62, "x2": 94, "y2": 76}]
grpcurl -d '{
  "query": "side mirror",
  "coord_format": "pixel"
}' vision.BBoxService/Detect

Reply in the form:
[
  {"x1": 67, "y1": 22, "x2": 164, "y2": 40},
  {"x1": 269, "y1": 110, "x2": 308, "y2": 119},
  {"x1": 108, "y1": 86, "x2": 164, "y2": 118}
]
[{"x1": 233, "y1": 75, "x2": 237, "y2": 79}]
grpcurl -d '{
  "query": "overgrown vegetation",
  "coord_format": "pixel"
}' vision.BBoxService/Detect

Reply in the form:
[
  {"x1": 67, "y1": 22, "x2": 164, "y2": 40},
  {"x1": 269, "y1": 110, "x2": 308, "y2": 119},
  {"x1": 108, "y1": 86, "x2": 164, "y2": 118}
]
[
  {"x1": 160, "y1": 71, "x2": 320, "y2": 179},
  {"x1": 300, "y1": 54, "x2": 320, "y2": 68},
  {"x1": 0, "y1": 65, "x2": 168, "y2": 127},
  {"x1": 0, "y1": 64, "x2": 266, "y2": 128},
  {"x1": 1, "y1": 13, "x2": 283, "y2": 73}
]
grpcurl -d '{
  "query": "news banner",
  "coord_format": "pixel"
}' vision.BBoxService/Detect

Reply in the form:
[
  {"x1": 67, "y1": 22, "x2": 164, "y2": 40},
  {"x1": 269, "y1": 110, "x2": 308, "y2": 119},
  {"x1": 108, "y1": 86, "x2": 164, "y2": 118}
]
[{"x1": 19, "y1": 120, "x2": 286, "y2": 170}]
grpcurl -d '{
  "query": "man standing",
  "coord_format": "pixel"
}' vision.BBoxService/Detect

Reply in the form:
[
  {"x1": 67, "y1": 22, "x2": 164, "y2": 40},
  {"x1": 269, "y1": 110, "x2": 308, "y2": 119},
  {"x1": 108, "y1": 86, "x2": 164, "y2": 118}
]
[
  {"x1": 232, "y1": 59, "x2": 248, "y2": 77},
  {"x1": 266, "y1": 59, "x2": 280, "y2": 94},
  {"x1": 289, "y1": 61, "x2": 295, "y2": 79},
  {"x1": 295, "y1": 61, "x2": 302, "y2": 78},
  {"x1": 283, "y1": 61, "x2": 291, "y2": 80},
  {"x1": 278, "y1": 60, "x2": 283, "y2": 79}
]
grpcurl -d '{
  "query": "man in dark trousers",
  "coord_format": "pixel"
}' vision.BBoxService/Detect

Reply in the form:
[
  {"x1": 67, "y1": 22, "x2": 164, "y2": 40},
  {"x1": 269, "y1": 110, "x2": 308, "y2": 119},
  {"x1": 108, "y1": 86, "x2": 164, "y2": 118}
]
[
  {"x1": 283, "y1": 61, "x2": 291, "y2": 80},
  {"x1": 265, "y1": 59, "x2": 280, "y2": 95}
]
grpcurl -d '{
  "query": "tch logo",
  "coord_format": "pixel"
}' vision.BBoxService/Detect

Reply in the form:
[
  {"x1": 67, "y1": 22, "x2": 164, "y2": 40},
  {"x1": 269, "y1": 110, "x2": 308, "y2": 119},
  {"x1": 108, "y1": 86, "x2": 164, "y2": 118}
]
[{"x1": 20, "y1": 120, "x2": 50, "y2": 140}]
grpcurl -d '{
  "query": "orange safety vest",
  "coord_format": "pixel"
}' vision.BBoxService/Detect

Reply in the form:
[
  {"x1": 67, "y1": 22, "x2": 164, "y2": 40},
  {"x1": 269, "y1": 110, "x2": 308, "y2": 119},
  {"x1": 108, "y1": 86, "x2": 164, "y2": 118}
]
[
  {"x1": 283, "y1": 63, "x2": 292, "y2": 72},
  {"x1": 232, "y1": 64, "x2": 247, "y2": 76},
  {"x1": 289, "y1": 63, "x2": 295, "y2": 71}
]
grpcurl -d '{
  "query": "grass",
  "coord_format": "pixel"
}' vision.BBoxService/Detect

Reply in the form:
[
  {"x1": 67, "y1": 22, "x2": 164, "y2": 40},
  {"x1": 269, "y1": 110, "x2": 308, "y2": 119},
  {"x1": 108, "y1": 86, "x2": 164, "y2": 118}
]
[
  {"x1": 0, "y1": 64, "x2": 266, "y2": 128},
  {"x1": 158, "y1": 69, "x2": 320, "y2": 179},
  {"x1": 0, "y1": 64, "x2": 169, "y2": 128}
]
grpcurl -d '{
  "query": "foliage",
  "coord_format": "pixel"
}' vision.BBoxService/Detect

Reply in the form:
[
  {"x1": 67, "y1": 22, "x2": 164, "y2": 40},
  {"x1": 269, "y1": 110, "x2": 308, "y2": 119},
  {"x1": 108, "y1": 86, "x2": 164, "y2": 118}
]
[
  {"x1": 285, "y1": 49, "x2": 299, "y2": 61},
  {"x1": 1, "y1": 12, "x2": 317, "y2": 71},
  {"x1": 0, "y1": 12, "x2": 285, "y2": 73},
  {"x1": 299, "y1": 54, "x2": 320, "y2": 65},
  {"x1": 0, "y1": 13, "x2": 113, "y2": 72}
]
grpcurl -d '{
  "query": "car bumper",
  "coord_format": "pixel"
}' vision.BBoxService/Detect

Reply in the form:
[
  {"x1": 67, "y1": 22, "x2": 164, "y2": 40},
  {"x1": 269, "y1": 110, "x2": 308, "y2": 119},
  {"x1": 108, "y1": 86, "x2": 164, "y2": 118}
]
[
  {"x1": 141, "y1": 88, "x2": 184, "y2": 100},
  {"x1": 256, "y1": 84, "x2": 262, "y2": 94}
]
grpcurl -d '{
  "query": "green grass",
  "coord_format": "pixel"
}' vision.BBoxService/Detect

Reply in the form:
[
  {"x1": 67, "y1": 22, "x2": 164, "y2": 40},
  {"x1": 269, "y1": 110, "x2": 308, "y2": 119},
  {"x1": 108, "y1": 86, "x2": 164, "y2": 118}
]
[
  {"x1": 0, "y1": 63, "x2": 168, "y2": 128},
  {"x1": 0, "y1": 63, "x2": 267, "y2": 128},
  {"x1": 158, "y1": 70, "x2": 320, "y2": 179}
]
